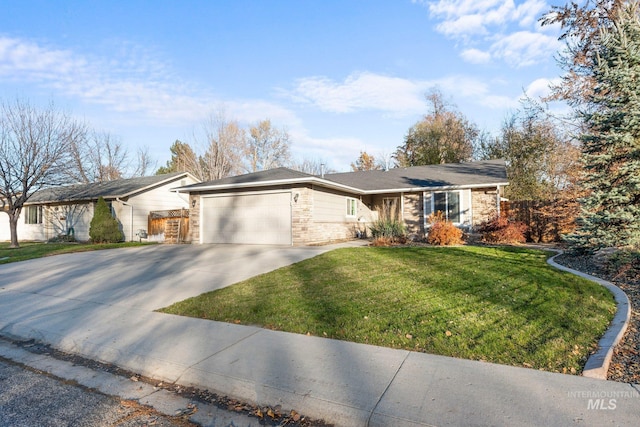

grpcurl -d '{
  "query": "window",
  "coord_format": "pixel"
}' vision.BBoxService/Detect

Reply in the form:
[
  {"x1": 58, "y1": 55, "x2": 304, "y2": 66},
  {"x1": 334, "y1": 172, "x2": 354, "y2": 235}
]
[
  {"x1": 427, "y1": 191, "x2": 461, "y2": 223},
  {"x1": 346, "y1": 197, "x2": 357, "y2": 217},
  {"x1": 24, "y1": 205, "x2": 43, "y2": 224}
]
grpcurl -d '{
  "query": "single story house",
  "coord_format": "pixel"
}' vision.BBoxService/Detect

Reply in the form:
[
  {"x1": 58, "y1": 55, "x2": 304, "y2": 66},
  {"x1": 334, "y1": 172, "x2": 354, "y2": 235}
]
[
  {"x1": 176, "y1": 159, "x2": 509, "y2": 246},
  {"x1": 0, "y1": 172, "x2": 198, "y2": 243}
]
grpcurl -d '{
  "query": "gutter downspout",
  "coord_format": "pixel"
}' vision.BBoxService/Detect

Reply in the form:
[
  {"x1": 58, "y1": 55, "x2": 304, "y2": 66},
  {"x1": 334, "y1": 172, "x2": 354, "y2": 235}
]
[{"x1": 115, "y1": 198, "x2": 134, "y2": 242}]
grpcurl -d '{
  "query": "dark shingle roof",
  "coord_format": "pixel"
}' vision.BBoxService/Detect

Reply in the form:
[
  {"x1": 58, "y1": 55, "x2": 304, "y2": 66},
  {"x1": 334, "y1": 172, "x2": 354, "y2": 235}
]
[
  {"x1": 325, "y1": 159, "x2": 508, "y2": 191},
  {"x1": 178, "y1": 167, "x2": 316, "y2": 190},
  {"x1": 28, "y1": 172, "x2": 190, "y2": 204},
  {"x1": 179, "y1": 160, "x2": 508, "y2": 194}
]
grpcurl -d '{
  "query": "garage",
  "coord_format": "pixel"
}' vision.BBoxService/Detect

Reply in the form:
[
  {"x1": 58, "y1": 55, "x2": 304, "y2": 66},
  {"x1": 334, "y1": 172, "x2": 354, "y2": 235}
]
[{"x1": 200, "y1": 191, "x2": 292, "y2": 245}]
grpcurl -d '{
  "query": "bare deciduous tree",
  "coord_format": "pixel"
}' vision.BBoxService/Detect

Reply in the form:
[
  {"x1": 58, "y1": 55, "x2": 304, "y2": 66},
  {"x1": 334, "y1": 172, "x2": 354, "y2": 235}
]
[
  {"x1": 290, "y1": 157, "x2": 334, "y2": 176},
  {"x1": 245, "y1": 119, "x2": 292, "y2": 172},
  {"x1": 0, "y1": 99, "x2": 84, "y2": 247},
  {"x1": 132, "y1": 146, "x2": 155, "y2": 178},
  {"x1": 67, "y1": 131, "x2": 131, "y2": 183},
  {"x1": 199, "y1": 112, "x2": 245, "y2": 180}
]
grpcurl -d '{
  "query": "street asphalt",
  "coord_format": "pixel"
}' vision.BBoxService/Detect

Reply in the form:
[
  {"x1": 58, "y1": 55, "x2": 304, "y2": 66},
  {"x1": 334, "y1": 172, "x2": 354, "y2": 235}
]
[
  {"x1": 0, "y1": 243, "x2": 638, "y2": 426},
  {"x1": 0, "y1": 355, "x2": 197, "y2": 427}
]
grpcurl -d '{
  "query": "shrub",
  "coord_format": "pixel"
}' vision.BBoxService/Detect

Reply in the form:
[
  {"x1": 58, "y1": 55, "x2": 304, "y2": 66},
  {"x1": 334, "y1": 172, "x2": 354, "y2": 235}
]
[
  {"x1": 426, "y1": 212, "x2": 463, "y2": 246},
  {"x1": 369, "y1": 218, "x2": 406, "y2": 246},
  {"x1": 47, "y1": 234, "x2": 77, "y2": 243},
  {"x1": 477, "y1": 214, "x2": 528, "y2": 244},
  {"x1": 89, "y1": 197, "x2": 124, "y2": 243}
]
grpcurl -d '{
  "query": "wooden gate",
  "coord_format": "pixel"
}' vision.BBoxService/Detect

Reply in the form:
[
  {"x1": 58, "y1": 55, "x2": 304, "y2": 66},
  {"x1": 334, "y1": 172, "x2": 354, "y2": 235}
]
[{"x1": 148, "y1": 209, "x2": 190, "y2": 243}]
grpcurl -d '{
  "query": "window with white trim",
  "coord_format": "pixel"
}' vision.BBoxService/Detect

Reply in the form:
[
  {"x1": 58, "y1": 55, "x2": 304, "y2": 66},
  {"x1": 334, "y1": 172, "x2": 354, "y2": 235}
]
[
  {"x1": 425, "y1": 191, "x2": 461, "y2": 224},
  {"x1": 346, "y1": 197, "x2": 357, "y2": 217},
  {"x1": 24, "y1": 205, "x2": 43, "y2": 224}
]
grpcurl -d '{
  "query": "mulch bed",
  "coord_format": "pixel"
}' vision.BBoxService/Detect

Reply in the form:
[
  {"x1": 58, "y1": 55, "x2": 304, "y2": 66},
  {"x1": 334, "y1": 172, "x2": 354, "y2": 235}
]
[{"x1": 554, "y1": 252, "x2": 640, "y2": 384}]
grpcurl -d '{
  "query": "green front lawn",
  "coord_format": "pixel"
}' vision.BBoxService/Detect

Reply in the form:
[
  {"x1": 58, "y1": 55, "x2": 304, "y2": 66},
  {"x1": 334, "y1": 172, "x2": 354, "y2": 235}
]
[
  {"x1": 0, "y1": 241, "x2": 153, "y2": 264},
  {"x1": 160, "y1": 246, "x2": 616, "y2": 374}
]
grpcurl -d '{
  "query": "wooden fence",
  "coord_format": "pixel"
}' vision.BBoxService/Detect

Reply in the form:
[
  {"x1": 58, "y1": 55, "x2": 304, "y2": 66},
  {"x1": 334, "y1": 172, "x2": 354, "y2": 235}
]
[
  {"x1": 501, "y1": 199, "x2": 580, "y2": 243},
  {"x1": 148, "y1": 209, "x2": 189, "y2": 243}
]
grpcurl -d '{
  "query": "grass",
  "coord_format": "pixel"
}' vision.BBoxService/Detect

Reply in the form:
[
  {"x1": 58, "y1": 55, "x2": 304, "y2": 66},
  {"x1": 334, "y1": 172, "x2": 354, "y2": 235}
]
[
  {"x1": 159, "y1": 246, "x2": 617, "y2": 374},
  {"x1": 0, "y1": 241, "x2": 154, "y2": 264}
]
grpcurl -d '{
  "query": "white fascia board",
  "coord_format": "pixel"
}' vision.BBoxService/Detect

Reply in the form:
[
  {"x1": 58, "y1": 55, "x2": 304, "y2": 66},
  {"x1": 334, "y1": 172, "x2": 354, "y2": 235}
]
[
  {"x1": 359, "y1": 182, "x2": 509, "y2": 194},
  {"x1": 121, "y1": 172, "x2": 196, "y2": 198},
  {"x1": 176, "y1": 177, "x2": 365, "y2": 195},
  {"x1": 175, "y1": 178, "x2": 509, "y2": 195}
]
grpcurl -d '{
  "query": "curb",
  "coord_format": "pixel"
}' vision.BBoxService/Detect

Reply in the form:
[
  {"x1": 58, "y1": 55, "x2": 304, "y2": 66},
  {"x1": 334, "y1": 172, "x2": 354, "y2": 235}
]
[
  {"x1": 0, "y1": 336, "x2": 260, "y2": 426},
  {"x1": 546, "y1": 251, "x2": 631, "y2": 380}
]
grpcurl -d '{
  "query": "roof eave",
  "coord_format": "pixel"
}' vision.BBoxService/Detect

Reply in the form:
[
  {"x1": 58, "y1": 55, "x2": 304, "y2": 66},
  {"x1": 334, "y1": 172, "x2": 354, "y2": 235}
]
[
  {"x1": 359, "y1": 181, "x2": 510, "y2": 194},
  {"x1": 120, "y1": 172, "x2": 197, "y2": 199},
  {"x1": 174, "y1": 176, "x2": 365, "y2": 195}
]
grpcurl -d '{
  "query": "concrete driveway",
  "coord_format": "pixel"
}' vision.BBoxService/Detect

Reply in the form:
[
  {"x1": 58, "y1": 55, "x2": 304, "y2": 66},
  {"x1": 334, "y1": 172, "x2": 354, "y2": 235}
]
[
  {"x1": 0, "y1": 243, "x2": 339, "y2": 311},
  {"x1": 2, "y1": 242, "x2": 639, "y2": 426}
]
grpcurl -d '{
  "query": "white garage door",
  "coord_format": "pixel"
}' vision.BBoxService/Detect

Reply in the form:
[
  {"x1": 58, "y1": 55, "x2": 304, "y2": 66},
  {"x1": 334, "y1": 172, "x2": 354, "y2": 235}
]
[{"x1": 201, "y1": 192, "x2": 292, "y2": 245}]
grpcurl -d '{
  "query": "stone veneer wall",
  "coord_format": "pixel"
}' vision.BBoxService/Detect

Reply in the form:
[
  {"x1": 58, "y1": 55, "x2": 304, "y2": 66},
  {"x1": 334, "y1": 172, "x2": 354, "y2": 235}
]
[
  {"x1": 471, "y1": 188, "x2": 499, "y2": 226},
  {"x1": 403, "y1": 193, "x2": 423, "y2": 238},
  {"x1": 291, "y1": 185, "x2": 368, "y2": 245},
  {"x1": 189, "y1": 194, "x2": 200, "y2": 242}
]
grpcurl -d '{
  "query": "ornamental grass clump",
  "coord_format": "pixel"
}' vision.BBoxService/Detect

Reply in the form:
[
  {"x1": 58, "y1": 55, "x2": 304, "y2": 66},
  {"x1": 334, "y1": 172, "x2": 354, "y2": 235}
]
[
  {"x1": 426, "y1": 211, "x2": 463, "y2": 246},
  {"x1": 369, "y1": 218, "x2": 406, "y2": 245}
]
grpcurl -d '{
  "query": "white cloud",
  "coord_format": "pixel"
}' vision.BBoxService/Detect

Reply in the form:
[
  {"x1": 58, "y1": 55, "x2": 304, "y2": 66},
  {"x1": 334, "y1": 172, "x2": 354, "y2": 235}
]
[
  {"x1": 290, "y1": 131, "x2": 365, "y2": 170},
  {"x1": 524, "y1": 77, "x2": 559, "y2": 100},
  {"x1": 514, "y1": 0, "x2": 548, "y2": 27},
  {"x1": 460, "y1": 48, "x2": 492, "y2": 64},
  {"x1": 0, "y1": 37, "x2": 86, "y2": 79},
  {"x1": 283, "y1": 71, "x2": 520, "y2": 118},
  {"x1": 225, "y1": 99, "x2": 304, "y2": 129},
  {"x1": 490, "y1": 31, "x2": 560, "y2": 67},
  {"x1": 428, "y1": 0, "x2": 547, "y2": 33},
  {"x1": 284, "y1": 72, "x2": 430, "y2": 115},
  {"x1": 428, "y1": 0, "x2": 507, "y2": 19},
  {"x1": 435, "y1": 14, "x2": 489, "y2": 37},
  {"x1": 481, "y1": 94, "x2": 519, "y2": 109},
  {"x1": 424, "y1": 1, "x2": 556, "y2": 68},
  {"x1": 0, "y1": 36, "x2": 215, "y2": 124}
]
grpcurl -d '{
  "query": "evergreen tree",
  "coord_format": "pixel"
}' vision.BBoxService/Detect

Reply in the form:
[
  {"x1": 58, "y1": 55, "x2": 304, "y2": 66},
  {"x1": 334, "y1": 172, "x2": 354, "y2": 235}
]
[
  {"x1": 89, "y1": 197, "x2": 124, "y2": 243},
  {"x1": 567, "y1": 3, "x2": 640, "y2": 250},
  {"x1": 155, "y1": 140, "x2": 198, "y2": 175}
]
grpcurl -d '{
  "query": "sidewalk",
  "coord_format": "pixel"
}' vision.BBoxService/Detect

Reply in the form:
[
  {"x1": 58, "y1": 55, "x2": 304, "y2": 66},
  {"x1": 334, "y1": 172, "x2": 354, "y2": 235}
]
[
  {"x1": 0, "y1": 245, "x2": 638, "y2": 426},
  {"x1": 1, "y1": 295, "x2": 638, "y2": 426}
]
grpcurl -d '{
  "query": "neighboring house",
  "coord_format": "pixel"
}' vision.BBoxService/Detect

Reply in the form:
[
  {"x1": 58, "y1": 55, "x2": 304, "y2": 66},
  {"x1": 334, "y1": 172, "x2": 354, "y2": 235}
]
[
  {"x1": 177, "y1": 159, "x2": 509, "y2": 246},
  {"x1": 0, "y1": 172, "x2": 198, "y2": 243}
]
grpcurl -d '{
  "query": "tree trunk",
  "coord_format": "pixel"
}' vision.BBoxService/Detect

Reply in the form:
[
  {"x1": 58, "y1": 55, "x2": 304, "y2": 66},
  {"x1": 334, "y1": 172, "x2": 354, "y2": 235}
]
[{"x1": 8, "y1": 209, "x2": 20, "y2": 248}]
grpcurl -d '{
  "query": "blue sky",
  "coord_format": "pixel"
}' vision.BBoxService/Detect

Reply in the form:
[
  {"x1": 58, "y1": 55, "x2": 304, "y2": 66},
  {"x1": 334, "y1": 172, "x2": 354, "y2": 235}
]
[{"x1": 0, "y1": 0, "x2": 564, "y2": 172}]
